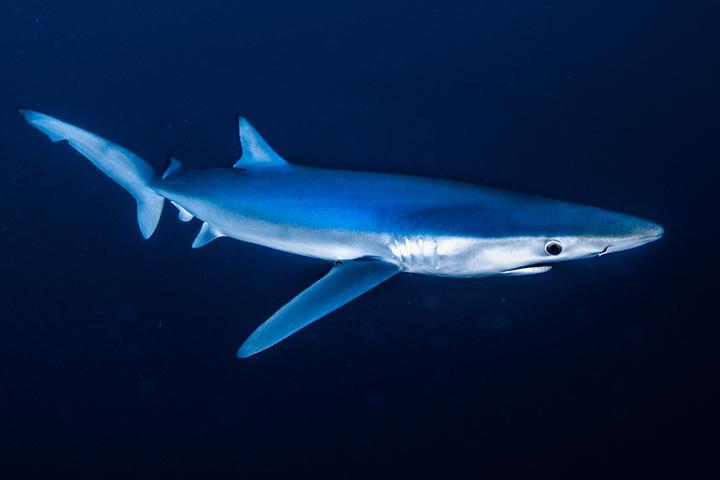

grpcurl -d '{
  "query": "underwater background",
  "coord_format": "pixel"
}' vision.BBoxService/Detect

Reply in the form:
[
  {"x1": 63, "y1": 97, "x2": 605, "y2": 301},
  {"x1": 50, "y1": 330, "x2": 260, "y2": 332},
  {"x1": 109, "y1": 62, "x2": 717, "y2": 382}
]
[{"x1": 1, "y1": 0, "x2": 718, "y2": 477}]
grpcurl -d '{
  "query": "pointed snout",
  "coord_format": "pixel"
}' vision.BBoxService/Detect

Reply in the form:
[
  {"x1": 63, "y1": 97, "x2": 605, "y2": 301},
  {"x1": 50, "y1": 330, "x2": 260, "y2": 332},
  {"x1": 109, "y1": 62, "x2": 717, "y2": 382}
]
[
  {"x1": 627, "y1": 218, "x2": 664, "y2": 244},
  {"x1": 602, "y1": 218, "x2": 664, "y2": 255},
  {"x1": 638, "y1": 220, "x2": 664, "y2": 242}
]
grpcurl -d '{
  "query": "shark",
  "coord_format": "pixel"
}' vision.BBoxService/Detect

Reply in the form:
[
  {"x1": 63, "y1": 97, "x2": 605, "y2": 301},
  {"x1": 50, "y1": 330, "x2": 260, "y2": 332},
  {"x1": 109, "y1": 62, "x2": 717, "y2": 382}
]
[{"x1": 19, "y1": 109, "x2": 663, "y2": 358}]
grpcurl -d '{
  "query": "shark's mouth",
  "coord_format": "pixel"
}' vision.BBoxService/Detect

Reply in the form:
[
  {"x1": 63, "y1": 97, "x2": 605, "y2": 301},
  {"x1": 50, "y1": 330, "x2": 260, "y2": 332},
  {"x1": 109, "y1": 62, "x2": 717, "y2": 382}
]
[
  {"x1": 597, "y1": 246, "x2": 611, "y2": 257},
  {"x1": 500, "y1": 264, "x2": 553, "y2": 276}
]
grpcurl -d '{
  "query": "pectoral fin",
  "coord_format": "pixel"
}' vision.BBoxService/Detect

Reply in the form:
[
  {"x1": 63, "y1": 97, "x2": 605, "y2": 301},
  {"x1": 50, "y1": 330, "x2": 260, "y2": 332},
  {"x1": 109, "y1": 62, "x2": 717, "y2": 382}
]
[{"x1": 237, "y1": 258, "x2": 399, "y2": 358}]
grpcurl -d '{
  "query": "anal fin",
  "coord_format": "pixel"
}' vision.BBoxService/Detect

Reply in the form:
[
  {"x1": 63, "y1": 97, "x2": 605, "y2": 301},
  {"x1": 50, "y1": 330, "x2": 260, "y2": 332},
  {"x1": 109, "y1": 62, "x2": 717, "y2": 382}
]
[{"x1": 192, "y1": 222, "x2": 223, "y2": 248}]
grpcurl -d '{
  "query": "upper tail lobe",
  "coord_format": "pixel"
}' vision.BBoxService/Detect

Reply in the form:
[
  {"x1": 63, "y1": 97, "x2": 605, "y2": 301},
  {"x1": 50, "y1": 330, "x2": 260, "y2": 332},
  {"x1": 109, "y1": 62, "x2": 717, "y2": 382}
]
[{"x1": 19, "y1": 109, "x2": 164, "y2": 239}]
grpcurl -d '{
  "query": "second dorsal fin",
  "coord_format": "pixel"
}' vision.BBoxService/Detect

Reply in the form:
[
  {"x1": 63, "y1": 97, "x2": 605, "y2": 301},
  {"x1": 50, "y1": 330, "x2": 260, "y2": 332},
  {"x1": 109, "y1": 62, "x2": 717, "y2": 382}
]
[
  {"x1": 162, "y1": 156, "x2": 183, "y2": 179},
  {"x1": 233, "y1": 117, "x2": 288, "y2": 169}
]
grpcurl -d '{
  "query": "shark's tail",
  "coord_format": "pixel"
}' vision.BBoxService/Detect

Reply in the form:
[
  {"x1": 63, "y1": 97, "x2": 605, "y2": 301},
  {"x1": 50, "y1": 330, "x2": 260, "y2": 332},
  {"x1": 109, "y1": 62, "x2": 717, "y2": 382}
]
[{"x1": 19, "y1": 109, "x2": 164, "y2": 239}]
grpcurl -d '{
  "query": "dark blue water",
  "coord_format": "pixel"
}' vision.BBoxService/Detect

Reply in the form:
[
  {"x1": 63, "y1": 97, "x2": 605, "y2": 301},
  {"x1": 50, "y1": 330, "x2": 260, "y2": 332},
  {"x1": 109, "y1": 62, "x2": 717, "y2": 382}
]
[{"x1": 1, "y1": 1, "x2": 718, "y2": 477}]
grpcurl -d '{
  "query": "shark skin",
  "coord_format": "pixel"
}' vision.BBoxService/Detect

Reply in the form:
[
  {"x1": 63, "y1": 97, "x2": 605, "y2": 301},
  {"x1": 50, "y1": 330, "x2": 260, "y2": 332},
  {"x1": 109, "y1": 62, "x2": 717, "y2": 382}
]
[{"x1": 19, "y1": 110, "x2": 664, "y2": 358}]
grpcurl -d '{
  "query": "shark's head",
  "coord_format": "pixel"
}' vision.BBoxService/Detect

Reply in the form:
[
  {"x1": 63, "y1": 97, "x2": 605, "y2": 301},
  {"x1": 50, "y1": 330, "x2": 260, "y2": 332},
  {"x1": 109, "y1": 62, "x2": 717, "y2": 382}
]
[
  {"x1": 457, "y1": 198, "x2": 664, "y2": 276},
  {"x1": 535, "y1": 212, "x2": 662, "y2": 266}
]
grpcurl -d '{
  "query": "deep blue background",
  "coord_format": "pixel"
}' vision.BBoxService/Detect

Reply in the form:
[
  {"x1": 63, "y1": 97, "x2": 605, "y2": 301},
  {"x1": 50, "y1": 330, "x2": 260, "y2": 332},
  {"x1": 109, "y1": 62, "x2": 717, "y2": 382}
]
[{"x1": 1, "y1": 1, "x2": 718, "y2": 477}]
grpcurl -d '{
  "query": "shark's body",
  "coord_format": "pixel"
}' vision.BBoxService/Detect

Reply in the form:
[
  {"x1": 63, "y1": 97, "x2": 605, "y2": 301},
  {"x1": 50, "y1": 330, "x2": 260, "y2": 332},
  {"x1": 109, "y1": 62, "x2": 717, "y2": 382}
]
[
  {"x1": 158, "y1": 165, "x2": 655, "y2": 277},
  {"x1": 20, "y1": 110, "x2": 663, "y2": 358}
]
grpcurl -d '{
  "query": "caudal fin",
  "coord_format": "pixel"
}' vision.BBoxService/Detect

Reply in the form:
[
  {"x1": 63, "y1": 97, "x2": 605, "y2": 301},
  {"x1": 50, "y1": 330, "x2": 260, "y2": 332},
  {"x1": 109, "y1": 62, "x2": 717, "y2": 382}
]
[{"x1": 19, "y1": 109, "x2": 164, "y2": 239}]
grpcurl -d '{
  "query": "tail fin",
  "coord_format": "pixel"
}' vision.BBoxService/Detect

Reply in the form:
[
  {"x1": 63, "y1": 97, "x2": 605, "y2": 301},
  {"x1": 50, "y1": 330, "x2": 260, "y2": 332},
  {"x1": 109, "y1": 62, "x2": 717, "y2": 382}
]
[{"x1": 19, "y1": 109, "x2": 164, "y2": 239}]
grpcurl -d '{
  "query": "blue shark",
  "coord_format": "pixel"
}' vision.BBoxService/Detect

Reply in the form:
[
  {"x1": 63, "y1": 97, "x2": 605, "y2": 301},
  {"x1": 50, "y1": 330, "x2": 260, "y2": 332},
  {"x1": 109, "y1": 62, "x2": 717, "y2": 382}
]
[{"x1": 19, "y1": 110, "x2": 663, "y2": 358}]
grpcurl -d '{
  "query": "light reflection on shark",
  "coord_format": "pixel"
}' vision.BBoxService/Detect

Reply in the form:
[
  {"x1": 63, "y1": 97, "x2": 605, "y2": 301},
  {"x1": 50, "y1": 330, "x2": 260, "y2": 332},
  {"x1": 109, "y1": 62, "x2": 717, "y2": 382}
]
[{"x1": 20, "y1": 110, "x2": 663, "y2": 358}]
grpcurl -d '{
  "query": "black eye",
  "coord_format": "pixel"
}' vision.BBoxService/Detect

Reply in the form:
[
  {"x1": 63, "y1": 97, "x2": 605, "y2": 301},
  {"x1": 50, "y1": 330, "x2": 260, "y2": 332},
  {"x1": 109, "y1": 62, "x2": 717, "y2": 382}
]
[{"x1": 545, "y1": 240, "x2": 563, "y2": 256}]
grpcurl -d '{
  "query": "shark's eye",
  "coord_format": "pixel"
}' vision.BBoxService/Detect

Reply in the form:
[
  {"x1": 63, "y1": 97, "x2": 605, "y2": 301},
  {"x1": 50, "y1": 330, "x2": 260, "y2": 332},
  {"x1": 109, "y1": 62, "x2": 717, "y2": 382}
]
[{"x1": 545, "y1": 240, "x2": 563, "y2": 256}]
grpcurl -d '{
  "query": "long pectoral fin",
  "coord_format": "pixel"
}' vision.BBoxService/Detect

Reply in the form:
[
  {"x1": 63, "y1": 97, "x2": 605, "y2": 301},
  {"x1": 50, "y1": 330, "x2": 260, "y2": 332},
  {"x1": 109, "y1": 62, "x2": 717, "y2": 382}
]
[{"x1": 237, "y1": 259, "x2": 399, "y2": 358}]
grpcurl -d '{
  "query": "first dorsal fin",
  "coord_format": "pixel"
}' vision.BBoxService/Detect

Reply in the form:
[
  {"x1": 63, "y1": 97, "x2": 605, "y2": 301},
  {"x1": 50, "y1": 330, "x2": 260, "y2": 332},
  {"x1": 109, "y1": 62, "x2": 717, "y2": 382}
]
[{"x1": 233, "y1": 117, "x2": 288, "y2": 169}]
